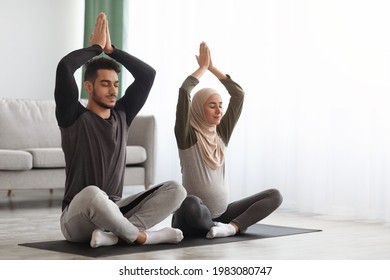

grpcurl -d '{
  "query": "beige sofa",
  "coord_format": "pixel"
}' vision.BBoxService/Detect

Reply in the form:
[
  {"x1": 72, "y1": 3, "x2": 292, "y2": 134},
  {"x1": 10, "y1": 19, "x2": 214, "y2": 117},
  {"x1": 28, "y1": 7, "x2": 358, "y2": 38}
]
[{"x1": 0, "y1": 98, "x2": 155, "y2": 196}]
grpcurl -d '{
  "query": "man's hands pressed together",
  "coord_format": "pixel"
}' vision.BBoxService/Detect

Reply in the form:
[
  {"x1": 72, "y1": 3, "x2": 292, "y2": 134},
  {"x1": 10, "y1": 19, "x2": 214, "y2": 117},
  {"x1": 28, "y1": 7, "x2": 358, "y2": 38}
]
[{"x1": 89, "y1": 12, "x2": 113, "y2": 54}]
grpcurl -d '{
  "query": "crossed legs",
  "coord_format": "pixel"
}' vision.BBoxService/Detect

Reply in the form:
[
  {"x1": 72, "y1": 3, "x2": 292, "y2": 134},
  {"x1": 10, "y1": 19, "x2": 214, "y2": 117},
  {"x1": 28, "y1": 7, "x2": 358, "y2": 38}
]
[
  {"x1": 172, "y1": 188, "x2": 283, "y2": 238},
  {"x1": 60, "y1": 181, "x2": 187, "y2": 247}
]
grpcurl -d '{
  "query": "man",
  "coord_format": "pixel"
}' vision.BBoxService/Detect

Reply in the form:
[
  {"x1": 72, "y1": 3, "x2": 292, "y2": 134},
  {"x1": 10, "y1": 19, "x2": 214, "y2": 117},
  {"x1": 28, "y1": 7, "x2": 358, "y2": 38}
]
[{"x1": 54, "y1": 13, "x2": 186, "y2": 248}]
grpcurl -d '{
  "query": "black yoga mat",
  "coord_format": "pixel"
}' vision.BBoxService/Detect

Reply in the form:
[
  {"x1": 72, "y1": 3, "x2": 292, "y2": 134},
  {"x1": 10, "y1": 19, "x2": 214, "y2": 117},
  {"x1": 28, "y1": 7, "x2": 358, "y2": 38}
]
[{"x1": 19, "y1": 224, "x2": 321, "y2": 258}]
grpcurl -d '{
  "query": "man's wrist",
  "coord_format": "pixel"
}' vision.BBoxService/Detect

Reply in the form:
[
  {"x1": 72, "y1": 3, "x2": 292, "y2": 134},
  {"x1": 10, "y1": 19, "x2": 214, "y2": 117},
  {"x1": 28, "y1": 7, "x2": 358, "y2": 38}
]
[{"x1": 104, "y1": 44, "x2": 115, "y2": 54}]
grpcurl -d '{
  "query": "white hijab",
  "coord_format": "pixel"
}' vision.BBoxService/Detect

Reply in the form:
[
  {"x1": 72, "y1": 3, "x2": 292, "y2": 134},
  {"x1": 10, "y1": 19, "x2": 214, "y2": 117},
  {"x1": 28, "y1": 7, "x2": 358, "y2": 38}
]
[{"x1": 190, "y1": 88, "x2": 224, "y2": 170}]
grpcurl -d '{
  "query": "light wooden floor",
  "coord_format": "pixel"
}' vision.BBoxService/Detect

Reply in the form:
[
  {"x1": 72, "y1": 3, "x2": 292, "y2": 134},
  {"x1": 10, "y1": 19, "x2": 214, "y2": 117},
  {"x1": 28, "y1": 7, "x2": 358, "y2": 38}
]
[{"x1": 1, "y1": 188, "x2": 390, "y2": 260}]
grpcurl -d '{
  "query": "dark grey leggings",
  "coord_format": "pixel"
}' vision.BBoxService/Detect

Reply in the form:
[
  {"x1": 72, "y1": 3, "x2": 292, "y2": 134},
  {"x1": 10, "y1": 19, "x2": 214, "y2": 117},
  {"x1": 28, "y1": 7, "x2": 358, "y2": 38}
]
[{"x1": 171, "y1": 188, "x2": 283, "y2": 237}]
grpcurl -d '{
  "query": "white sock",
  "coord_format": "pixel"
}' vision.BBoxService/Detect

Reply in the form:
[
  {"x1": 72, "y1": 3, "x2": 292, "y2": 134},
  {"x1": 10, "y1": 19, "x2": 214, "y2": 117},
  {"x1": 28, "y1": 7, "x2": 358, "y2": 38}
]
[
  {"x1": 90, "y1": 229, "x2": 119, "y2": 248},
  {"x1": 144, "y1": 227, "x2": 184, "y2": 245},
  {"x1": 206, "y1": 222, "x2": 236, "y2": 239}
]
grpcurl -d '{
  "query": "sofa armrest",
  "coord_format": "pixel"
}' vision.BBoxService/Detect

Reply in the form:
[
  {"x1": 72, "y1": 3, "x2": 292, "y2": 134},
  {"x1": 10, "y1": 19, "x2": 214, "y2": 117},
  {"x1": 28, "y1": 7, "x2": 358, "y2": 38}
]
[{"x1": 127, "y1": 115, "x2": 156, "y2": 187}]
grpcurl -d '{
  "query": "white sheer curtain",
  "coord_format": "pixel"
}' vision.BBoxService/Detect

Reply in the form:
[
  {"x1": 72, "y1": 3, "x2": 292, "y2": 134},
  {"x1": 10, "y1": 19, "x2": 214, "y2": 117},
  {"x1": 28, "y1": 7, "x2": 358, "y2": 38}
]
[{"x1": 125, "y1": 0, "x2": 390, "y2": 222}]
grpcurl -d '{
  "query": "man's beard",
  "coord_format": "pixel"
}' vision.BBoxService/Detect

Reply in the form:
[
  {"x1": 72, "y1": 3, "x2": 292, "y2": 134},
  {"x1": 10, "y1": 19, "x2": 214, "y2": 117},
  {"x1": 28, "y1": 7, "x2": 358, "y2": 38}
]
[{"x1": 91, "y1": 90, "x2": 116, "y2": 109}]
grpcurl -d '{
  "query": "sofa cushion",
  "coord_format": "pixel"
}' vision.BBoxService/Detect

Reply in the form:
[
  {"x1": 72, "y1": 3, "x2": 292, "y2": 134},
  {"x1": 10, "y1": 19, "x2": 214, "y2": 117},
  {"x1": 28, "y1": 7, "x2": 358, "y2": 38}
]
[
  {"x1": 0, "y1": 99, "x2": 61, "y2": 150},
  {"x1": 25, "y1": 148, "x2": 65, "y2": 168},
  {"x1": 0, "y1": 149, "x2": 33, "y2": 170},
  {"x1": 126, "y1": 146, "x2": 147, "y2": 165}
]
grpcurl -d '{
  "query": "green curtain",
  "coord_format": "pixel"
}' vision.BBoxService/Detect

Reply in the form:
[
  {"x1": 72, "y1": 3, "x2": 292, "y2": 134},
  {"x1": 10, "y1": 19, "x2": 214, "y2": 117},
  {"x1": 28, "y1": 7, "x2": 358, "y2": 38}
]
[{"x1": 81, "y1": 0, "x2": 127, "y2": 98}]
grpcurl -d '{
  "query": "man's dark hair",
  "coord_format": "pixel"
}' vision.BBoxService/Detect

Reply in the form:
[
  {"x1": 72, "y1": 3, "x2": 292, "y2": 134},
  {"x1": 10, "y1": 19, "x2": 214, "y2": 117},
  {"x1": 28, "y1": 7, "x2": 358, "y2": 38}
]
[{"x1": 84, "y1": 57, "x2": 121, "y2": 82}]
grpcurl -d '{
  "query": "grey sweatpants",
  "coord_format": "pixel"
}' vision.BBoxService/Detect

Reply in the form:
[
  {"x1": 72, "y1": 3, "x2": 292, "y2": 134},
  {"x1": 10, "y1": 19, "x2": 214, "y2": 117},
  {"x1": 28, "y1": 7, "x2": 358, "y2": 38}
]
[{"x1": 60, "y1": 181, "x2": 186, "y2": 243}]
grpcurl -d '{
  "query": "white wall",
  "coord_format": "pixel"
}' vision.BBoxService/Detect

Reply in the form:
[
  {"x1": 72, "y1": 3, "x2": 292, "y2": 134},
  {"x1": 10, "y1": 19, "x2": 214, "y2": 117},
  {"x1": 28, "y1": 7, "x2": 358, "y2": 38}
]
[{"x1": 0, "y1": 0, "x2": 84, "y2": 100}]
